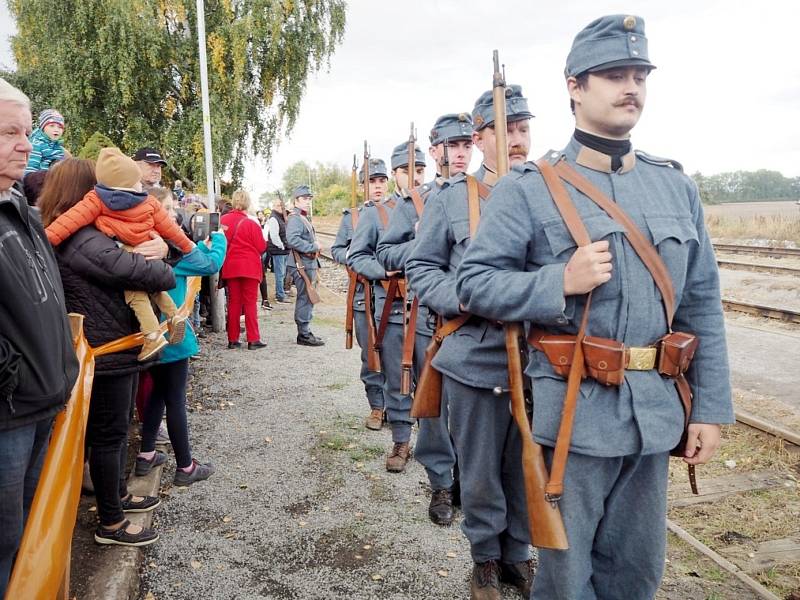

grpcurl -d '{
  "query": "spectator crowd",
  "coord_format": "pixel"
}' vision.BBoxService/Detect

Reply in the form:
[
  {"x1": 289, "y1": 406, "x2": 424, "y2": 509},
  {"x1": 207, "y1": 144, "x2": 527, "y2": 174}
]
[{"x1": 0, "y1": 77, "x2": 304, "y2": 596}]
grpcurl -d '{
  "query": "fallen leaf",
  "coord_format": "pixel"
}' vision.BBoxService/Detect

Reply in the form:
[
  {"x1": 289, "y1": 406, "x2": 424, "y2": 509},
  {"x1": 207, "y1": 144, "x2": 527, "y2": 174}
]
[
  {"x1": 371, "y1": 574, "x2": 383, "y2": 581},
  {"x1": 148, "y1": 561, "x2": 157, "y2": 568},
  {"x1": 446, "y1": 551, "x2": 457, "y2": 558},
  {"x1": 354, "y1": 554, "x2": 363, "y2": 560},
  {"x1": 222, "y1": 516, "x2": 232, "y2": 523},
  {"x1": 144, "y1": 593, "x2": 156, "y2": 600},
  {"x1": 190, "y1": 560, "x2": 202, "y2": 569},
  {"x1": 363, "y1": 544, "x2": 372, "y2": 550},
  {"x1": 224, "y1": 533, "x2": 236, "y2": 539},
  {"x1": 437, "y1": 570, "x2": 449, "y2": 577},
  {"x1": 298, "y1": 520, "x2": 308, "y2": 527},
  {"x1": 264, "y1": 437, "x2": 273, "y2": 443}
]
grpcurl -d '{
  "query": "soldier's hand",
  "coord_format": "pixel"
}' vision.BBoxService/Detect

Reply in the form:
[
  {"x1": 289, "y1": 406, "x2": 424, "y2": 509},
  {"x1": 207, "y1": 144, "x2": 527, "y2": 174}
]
[
  {"x1": 683, "y1": 423, "x2": 722, "y2": 465},
  {"x1": 563, "y1": 241, "x2": 613, "y2": 295}
]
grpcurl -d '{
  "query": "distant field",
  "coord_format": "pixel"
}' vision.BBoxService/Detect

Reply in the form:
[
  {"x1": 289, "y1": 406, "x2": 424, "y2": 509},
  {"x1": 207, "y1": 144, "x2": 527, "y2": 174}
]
[{"x1": 704, "y1": 201, "x2": 800, "y2": 218}]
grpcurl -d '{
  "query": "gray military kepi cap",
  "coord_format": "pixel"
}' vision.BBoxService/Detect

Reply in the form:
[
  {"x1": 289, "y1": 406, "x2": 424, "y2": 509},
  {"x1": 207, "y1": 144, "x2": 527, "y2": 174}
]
[
  {"x1": 390, "y1": 142, "x2": 426, "y2": 170},
  {"x1": 293, "y1": 185, "x2": 313, "y2": 198},
  {"x1": 358, "y1": 158, "x2": 389, "y2": 183},
  {"x1": 472, "y1": 84, "x2": 533, "y2": 131},
  {"x1": 429, "y1": 113, "x2": 473, "y2": 146},
  {"x1": 565, "y1": 14, "x2": 656, "y2": 78}
]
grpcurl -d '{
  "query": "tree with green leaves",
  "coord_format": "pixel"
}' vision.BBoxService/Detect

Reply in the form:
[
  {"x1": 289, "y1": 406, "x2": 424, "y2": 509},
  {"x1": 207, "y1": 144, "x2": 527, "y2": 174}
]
[{"x1": 6, "y1": 0, "x2": 346, "y2": 189}]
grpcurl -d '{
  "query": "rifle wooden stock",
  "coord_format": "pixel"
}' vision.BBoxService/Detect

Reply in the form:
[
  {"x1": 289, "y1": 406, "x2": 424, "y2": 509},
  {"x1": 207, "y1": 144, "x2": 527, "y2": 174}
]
[
  {"x1": 291, "y1": 250, "x2": 321, "y2": 304},
  {"x1": 505, "y1": 322, "x2": 569, "y2": 550},
  {"x1": 344, "y1": 269, "x2": 357, "y2": 349},
  {"x1": 400, "y1": 296, "x2": 419, "y2": 395},
  {"x1": 362, "y1": 278, "x2": 381, "y2": 373},
  {"x1": 410, "y1": 333, "x2": 443, "y2": 418}
]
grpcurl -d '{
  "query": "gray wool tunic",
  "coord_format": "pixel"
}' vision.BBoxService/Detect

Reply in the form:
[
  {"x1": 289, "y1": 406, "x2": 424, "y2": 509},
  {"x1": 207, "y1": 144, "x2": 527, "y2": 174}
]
[{"x1": 456, "y1": 137, "x2": 735, "y2": 457}]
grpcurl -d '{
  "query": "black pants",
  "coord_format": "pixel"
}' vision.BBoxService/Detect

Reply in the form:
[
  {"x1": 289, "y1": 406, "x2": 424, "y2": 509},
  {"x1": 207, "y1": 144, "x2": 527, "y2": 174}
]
[
  {"x1": 86, "y1": 373, "x2": 136, "y2": 526},
  {"x1": 141, "y1": 359, "x2": 192, "y2": 469}
]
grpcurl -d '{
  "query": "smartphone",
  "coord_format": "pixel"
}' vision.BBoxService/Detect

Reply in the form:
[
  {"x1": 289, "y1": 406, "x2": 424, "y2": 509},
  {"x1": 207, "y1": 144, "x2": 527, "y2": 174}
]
[{"x1": 208, "y1": 212, "x2": 220, "y2": 233}]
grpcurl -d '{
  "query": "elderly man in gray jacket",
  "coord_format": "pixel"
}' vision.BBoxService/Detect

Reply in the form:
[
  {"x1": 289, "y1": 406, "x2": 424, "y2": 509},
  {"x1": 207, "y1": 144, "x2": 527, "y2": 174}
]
[
  {"x1": 0, "y1": 78, "x2": 79, "y2": 597},
  {"x1": 457, "y1": 15, "x2": 734, "y2": 600}
]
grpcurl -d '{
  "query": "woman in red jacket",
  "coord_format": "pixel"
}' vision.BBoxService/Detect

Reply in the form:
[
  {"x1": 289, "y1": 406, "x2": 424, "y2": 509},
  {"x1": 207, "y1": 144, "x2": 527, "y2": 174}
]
[{"x1": 220, "y1": 190, "x2": 267, "y2": 349}]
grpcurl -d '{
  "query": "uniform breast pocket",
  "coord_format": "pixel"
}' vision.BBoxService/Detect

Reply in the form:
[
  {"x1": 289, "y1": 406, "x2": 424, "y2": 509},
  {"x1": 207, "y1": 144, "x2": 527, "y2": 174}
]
[
  {"x1": 540, "y1": 214, "x2": 626, "y2": 301},
  {"x1": 645, "y1": 214, "x2": 698, "y2": 296},
  {"x1": 449, "y1": 219, "x2": 471, "y2": 267}
]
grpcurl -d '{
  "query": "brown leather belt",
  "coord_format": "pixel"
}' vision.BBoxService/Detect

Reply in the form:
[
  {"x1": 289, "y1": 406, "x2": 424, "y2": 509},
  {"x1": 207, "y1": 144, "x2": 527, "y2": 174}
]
[{"x1": 528, "y1": 328, "x2": 697, "y2": 387}]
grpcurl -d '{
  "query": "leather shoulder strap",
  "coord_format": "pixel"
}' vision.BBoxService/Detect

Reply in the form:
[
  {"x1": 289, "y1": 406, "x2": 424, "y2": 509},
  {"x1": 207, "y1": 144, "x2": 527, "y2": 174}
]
[
  {"x1": 410, "y1": 189, "x2": 425, "y2": 217},
  {"x1": 553, "y1": 161, "x2": 676, "y2": 326},
  {"x1": 466, "y1": 176, "x2": 481, "y2": 238},
  {"x1": 376, "y1": 203, "x2": 390, "y2": 229},
  {"x1": 534, "y1": 159, "x2": 591, "y2": 247}
]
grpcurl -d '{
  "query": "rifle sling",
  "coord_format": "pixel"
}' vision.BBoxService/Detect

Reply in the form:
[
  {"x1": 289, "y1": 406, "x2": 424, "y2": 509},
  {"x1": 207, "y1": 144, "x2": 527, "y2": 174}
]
[
  {"x1": 291, "y1": 249, "x2": 318, "y2": 303},
  {"x1": 410, "y1": 189, "x2": 425, "y2": 217},
  {"x1": 401, "y1": 296, "x2": 419, "y2": 373},
  {"x1": 374, "y1": 277, "x2": 400, "y2": 351}
]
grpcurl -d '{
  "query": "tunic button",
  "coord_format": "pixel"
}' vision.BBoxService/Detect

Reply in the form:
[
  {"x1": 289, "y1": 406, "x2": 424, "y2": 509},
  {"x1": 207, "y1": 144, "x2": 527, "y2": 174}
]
[
  {"x1": 550, "y1": 151, "x2": 559, "y2": 158},
  {"x1": 630, "y1": 35, "x2": 637, "y2": 42},
  {"x1": 557, "y1": 317, "x2": 567, "y2": 324},
  {"x1": 632, "y1": 50, "x2": 639, "y2": 56}
]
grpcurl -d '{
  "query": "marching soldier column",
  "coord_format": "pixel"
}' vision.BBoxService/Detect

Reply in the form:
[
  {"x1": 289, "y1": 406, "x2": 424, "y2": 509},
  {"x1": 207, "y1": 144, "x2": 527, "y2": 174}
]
[
  {"x1": 327, "y1": 13, "x2": 734, "y2": 600},
  {"x1": 406, "y1": 83, "x2": 535, "y2": 598},
  {"x1": 377, "y1": 114, "x2": 473, "y2": 527}
]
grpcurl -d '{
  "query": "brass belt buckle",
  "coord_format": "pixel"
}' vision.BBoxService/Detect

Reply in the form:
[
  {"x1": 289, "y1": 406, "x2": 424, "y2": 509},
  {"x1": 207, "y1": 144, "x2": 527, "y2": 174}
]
[{"x1": 627, "y1": 346, "x2": 657, "y2": 370}]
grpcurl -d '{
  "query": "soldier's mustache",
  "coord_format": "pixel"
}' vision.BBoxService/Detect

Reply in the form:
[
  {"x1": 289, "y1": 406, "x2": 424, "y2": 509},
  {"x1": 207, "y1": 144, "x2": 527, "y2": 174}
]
[
  {"x1": 616, "y1": 98, "x2": 640, "y2": 108},
  {"x1": 509, "y1": 145, "x2": 528, "y2": 157}
]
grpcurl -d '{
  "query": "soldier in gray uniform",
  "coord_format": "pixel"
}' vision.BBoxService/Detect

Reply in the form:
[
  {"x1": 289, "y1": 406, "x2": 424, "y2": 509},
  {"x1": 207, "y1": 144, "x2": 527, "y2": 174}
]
[
  {"x1": 406, "y1": 87, "x2": 534, "y2": 599},
  {"x1": 347, "y1": 158, "x2": 417, "y2": 472},
  {"x1": 331, "y1": 175, "x2": 386, "y2": 429},
  {"x1": 286, "y1": 185, "x2": 324, "y2": 346},
  {"x1": 376, "y1": 114, "x2": 473, "y2": 527},
  {"x1": 457, "y1": 15, "x2": 734, "y2": 600}
]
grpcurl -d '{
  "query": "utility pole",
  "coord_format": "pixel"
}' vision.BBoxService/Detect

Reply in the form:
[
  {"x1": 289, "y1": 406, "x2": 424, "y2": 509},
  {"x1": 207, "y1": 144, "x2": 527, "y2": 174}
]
[{"x1": 196, "y1": 0, "x2": 224, "y2": 331}]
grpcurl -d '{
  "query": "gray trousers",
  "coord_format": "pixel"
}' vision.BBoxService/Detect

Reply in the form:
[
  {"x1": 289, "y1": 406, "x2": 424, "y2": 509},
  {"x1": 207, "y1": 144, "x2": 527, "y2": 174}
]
[
  {"x1": 289, "y1": 266, "x2": 316, "y2": 335},
  {"x1": 375, "y1": 317, "x2": 413, "y2": 443},
  {"x1": 444, "y1": 376, "x2": 530, "y2": 564},
  {"x1": 353, "y1": 308, "x2": 385, "y2": 410},
  {"x1": 414, "y1": 332, "x2": 457, "y2": 490},
  {"x1": 532, "y1": 450, "x2": 670, "y2": 600}
]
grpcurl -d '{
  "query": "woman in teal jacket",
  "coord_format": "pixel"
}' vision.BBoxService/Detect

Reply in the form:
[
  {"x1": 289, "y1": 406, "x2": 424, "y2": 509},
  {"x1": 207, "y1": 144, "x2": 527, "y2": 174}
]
[{"x1": 136, "y1": 188, "x2": 227, "y2": 486}]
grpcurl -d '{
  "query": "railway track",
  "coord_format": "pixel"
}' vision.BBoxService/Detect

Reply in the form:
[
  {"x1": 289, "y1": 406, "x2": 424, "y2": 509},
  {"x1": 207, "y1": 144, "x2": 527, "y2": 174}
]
[
  {"x1": 722, "y1": 298, "x2": 800, "y2": 324},
  {"x1": 717, "y1": 259, "x2": 800, "y2": 276},
  {"x1": 713, "y1": 243, "x2": 800, "y2": 259}
]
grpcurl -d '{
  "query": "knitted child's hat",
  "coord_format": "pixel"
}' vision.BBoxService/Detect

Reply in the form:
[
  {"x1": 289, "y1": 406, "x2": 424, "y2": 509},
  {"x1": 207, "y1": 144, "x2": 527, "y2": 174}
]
[
  {"x1": 96, "y1": 147, "x2": 141, "y2": 192},
  {"x1": 38, "y1": 109, "x2": 65, "y2": 130}
]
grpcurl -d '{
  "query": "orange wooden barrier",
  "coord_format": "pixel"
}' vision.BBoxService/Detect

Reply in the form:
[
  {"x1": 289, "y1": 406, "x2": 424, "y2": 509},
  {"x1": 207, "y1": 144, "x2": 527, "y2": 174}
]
[{"x1": 6, "y1": 278, "x2": 200, "y2": 599}]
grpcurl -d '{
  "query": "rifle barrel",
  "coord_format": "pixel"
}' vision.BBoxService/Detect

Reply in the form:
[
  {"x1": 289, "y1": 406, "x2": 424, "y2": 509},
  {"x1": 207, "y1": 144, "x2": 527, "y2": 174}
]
[{"x1": 492, "y1": 49, "x2": 510, "y2": 177}]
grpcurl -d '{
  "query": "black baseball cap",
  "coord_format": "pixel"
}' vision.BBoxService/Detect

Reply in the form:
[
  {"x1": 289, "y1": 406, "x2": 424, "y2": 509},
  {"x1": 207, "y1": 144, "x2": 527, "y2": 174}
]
[{"x1": 132, "y1": 147, "x2": 167, "y2": 165}]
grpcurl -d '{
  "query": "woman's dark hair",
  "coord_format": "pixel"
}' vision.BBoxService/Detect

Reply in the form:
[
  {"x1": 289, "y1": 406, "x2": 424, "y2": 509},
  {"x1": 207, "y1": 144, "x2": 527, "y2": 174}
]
[
  {"x1": 38, "y1": 158, "x2": 97, "y2": 227},
  {"x1": 22, "y1": 170, "x2": 48, "y2": 206}
]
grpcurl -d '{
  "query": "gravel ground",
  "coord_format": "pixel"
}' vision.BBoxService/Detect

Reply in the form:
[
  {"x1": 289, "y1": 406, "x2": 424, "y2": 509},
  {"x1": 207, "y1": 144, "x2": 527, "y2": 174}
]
[{"x1": 137, "y1": 282, "x2": 762, "y2": 600}]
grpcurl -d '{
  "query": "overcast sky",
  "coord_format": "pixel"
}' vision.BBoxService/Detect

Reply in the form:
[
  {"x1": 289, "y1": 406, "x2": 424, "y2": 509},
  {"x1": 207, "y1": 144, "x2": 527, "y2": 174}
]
[{"x1": 3, "y1": 0, "x2": 799, "y2": 193}]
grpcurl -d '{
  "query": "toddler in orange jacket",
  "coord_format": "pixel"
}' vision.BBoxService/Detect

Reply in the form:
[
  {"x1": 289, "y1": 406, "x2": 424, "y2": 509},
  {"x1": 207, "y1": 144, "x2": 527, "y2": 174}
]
[{"x1": 46, "y1": 147, "x2": 197, "y2": 360}]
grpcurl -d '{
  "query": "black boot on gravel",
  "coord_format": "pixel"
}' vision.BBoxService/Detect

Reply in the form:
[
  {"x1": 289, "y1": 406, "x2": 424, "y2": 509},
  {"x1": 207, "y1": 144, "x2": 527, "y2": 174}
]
[
  {"x1": 500, "y1": 559, "x2": 535, "y2": 597},
  {"x1": 174, "y1": 459, "x2": 215, "y2": 486},
  {"x1": 428, "y1": 488, "x2": 454, "y2": 526},
  {"x1": 120, "y1": 494, "x2": 161, "y2": 513},
  {"x1": 94, "y1": 519, "x2": 159, "y2": 547},
  {"x1": 297, "y1": 332, "x2": 325, "y2": 346},
  {"x1": 134, "y1": 451, "x2": 167, "y2": 476}
]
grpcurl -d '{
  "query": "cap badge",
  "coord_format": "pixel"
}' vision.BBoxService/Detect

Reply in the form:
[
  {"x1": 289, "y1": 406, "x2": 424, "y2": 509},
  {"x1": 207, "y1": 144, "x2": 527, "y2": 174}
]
[
  {"x1": 458, "y1": 113, "x2": 469, "y2": 122},
  {"x1": 474, "y1": 115, "x2": 485, "y2": 126},
  {"x1": 623, "y1": 15, "x2": 636, "y2": 31}
]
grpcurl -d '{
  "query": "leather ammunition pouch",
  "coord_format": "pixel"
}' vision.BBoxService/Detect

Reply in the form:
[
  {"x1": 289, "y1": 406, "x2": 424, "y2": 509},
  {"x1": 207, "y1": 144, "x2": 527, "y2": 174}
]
[{"x1": 529, "y1": 330, "x2": 697, "y2": 387}]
